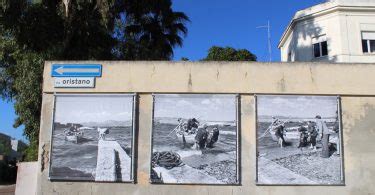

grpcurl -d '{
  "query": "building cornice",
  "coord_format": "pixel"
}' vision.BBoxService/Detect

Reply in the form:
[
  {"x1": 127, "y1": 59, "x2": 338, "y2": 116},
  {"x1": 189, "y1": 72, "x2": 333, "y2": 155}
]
[{"x1": 278, "y1": 4, "x2": 375, "y2": 49}]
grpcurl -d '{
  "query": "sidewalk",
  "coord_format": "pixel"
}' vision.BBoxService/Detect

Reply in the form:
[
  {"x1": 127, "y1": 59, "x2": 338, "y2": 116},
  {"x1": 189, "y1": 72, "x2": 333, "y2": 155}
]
[{"x1": 0, "y1": 184, "x2": 15, "y2": 195}]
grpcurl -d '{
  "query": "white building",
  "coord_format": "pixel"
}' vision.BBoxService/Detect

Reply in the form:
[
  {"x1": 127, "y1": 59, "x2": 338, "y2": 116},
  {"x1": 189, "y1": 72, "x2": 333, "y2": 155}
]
[{"x1": 279, "y1": 0, "x2": 375, "y2": 63}]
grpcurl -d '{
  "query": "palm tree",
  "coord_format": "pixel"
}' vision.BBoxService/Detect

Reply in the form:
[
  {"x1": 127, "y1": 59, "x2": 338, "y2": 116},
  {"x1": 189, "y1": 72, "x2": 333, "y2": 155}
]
[{"x1": 115, "y1": 0, "x2": 190, "y2": 60}]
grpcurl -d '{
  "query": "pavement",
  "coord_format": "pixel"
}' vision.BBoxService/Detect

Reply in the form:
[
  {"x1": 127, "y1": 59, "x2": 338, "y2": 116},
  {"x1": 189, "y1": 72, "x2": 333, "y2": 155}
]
[
  {"x1": 258, "y1": 157, "x2": 317, "y2": 185},
  {"x1": 153, "y1": 164, "x2": 222, "y2": 184},
  {"x1": 0, "y1": 184, "x2": 15, "y2": 195}
]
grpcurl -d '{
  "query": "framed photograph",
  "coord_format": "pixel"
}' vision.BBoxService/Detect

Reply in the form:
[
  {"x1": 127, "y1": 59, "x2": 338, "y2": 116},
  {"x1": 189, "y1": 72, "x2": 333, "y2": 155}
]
[
  {"x1": 150, "y1": 94, "x2": 239, "y2": 185},
  {"x1": 49, "y1": 94, "x2": 136, "y2": 182},
  {"x1": 256, "y1": 95, "x2": 344, "y2": 185}
]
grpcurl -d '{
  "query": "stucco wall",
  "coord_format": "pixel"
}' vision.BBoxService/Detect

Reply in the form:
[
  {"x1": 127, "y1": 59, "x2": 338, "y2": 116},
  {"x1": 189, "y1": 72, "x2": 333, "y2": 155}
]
[
  {"x1": 280, "y1": 4, "x2": 375, "y2": 63},
  {"x1": 37, "y1": 61, "x2": 375, "y2": 195}
]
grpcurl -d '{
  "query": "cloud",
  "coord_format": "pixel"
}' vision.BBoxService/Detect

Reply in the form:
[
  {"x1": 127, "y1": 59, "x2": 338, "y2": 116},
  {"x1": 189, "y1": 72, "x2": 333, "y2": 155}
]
[
  {"x1": 154, "y1": 95, "x2": 236, "y2": 121},
  {"x1": 54, "y1": 96, "x2": 133, "y2": 124},
  {"x1": 201, "y1": 99, "x2": 211, "y2": 105},
  {"x1": 258, "y1": 95, "x2": 337, "y2": 118}
]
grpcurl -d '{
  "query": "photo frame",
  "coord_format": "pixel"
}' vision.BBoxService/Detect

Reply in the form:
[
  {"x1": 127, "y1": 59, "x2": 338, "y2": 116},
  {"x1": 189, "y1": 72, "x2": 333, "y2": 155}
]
[
  {"x1": 150, "y1": 94, "x2": 240, "y2": 185},
  {"x1": 255, "y1": 95, "x2": 344, "y2": 185},
  {"x1": 49, "y1": 94, "x2": 137, "y2": 183}
]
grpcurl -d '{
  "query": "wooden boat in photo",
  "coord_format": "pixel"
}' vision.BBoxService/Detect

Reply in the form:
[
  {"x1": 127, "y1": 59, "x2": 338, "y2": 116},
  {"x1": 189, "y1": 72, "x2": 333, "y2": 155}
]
[
  {"x1": 168, "y1": 120, "x2": 198, "y2": 145},
  {"x1": 176, "y1": 131, "x2": 196, "y2": 144},
  {"x1": 64, "y1": 129, "x2": 84, "y2": 144},
  {"x1": 270, "y1": 127, "x2": 299, "y2": 142}
]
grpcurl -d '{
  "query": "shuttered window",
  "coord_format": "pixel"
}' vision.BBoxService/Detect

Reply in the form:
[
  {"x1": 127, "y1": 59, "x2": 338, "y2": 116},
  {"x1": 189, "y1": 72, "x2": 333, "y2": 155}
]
[{"x1": 362, "y1": 32, "x2": 375, "y2": 53}]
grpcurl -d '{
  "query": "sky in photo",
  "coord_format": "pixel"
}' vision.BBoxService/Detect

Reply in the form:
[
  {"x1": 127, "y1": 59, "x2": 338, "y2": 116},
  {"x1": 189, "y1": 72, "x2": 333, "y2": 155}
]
[
  {"x1": 1, "y1": 0, "x2": 326, "y2": 140},
  {"x1": 257, "y1": 95, "x2": 338, "y2": 118},
  {"x1": 154, "y1": 94, "x2": 236, "y2": 122},
  {"x1": 54, "y1": 96, "x2": 133, "y2": 124}
]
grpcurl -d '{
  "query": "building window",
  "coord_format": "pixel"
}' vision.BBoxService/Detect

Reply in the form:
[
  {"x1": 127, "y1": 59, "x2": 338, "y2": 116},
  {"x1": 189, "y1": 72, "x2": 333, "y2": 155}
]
[
  {"x1": 287, "y1": 52, "x2": 292, "y2": 62},
  {"x1": 362, "y1": 32, "x2": 375, "y2": 53},
  {"x1": 312, "y1": 35, "x2": 328, "y2": 58}
]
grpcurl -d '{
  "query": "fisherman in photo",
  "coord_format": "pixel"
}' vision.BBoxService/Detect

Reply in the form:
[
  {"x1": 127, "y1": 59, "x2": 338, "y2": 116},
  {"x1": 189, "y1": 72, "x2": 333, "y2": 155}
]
[
  {"x1": 206, "y1": 126, "x2": 220, "y2": 148},
  {"x1": 195, "y1": 124, "x2": 209, "y2": 149},
  {"x1": 315, "y1": 115, "x2": 330, "y2": 158},
  {"x1": 98, "y1": 127, "x2": 109, "y2": 140},
  {"x1": 307, "y1": 121, "x2": 318, "y2": 151},
  {"x1": 297, "y1": 124, "x2": 308, "y2": 148},
  {"x1": 274, "y1": 123, "x2": 285, "y2": 148},
  {"x1": 186, "y1": 118, "x2": 199, "y2": 134}
]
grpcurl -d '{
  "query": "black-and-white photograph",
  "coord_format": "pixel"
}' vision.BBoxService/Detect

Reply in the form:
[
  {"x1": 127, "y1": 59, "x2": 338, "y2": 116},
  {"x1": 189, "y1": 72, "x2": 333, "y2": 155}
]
[
  {"x1": 49, "y1": 94, "x2": 135, "y2": 182},
  {"x1": 256, "y1": 95, "x2": 344, "y2": 185},
  {"x1": 151, "y1": 94, "x2": 239, "y2": 184}
]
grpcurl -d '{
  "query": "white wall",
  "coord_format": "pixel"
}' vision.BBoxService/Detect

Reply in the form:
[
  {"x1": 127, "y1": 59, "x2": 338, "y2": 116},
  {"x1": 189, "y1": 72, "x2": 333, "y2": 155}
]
[
  {"x1": 16, "y1": 162, "x2": 38, "y2": 195},
  {"x1": 280, "y1": 8, "x2": 375, "y2": 63}
]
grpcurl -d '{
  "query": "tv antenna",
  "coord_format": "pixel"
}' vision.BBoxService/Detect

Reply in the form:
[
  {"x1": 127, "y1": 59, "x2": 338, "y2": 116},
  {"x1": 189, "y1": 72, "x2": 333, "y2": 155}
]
[{"x1": 256, "y1": 20, "x2": 272, "y2": 62}]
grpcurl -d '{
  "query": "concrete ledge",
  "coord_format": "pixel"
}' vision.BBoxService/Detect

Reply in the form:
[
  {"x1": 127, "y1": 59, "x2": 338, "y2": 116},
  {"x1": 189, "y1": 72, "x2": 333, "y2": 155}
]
[{"x1": 15, "y1": 162, "x2": 37, "y2": 195}]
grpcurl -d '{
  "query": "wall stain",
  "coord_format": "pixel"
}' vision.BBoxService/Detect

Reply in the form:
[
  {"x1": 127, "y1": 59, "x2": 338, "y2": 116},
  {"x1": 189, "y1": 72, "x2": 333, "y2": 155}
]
[
  {"x1": 309, "y1": 66, "x2": 315, "y2": 83},
  {"x1": 277, "y1": 74, "x2": 286, "y2": 92},
  {"x1": 188, "y1": 73, "x2": 193, "y2": 91},
  {"x1": 345, "y1": 103, "x2": 375, "y2": 153},
  {"x1": 344, "y1": 103, "x2": 375, "y2": 195},
  {"x1": 151, "y1": 65, "x2": 156, "y2": 78}
]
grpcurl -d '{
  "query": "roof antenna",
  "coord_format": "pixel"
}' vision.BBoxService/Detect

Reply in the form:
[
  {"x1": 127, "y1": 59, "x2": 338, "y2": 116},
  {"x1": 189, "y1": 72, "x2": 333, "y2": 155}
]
[{"x1": 256, "y1": 20, "x2": 272, "y2": 62}]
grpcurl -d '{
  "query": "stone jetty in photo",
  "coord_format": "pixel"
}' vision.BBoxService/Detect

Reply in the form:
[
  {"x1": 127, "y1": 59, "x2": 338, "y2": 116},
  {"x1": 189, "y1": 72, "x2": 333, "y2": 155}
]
[{"x1": 95, "y1": 140, "x2": 131, "y2": 182}]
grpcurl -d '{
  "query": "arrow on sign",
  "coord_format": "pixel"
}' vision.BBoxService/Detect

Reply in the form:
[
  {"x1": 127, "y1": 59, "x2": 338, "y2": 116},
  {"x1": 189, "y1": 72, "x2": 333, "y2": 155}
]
[
  {"x1": 51, "y1": 64, "x2": 102, "y2": 77},
  {"x1": 54, "y1": 66, "x2": 100, "y2": 75}
]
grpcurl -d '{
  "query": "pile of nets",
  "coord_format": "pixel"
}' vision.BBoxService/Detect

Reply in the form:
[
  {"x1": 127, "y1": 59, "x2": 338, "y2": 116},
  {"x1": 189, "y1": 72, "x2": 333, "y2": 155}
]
[{"x1": 151, "y1": 151, "x2": 183, "y2": 169}]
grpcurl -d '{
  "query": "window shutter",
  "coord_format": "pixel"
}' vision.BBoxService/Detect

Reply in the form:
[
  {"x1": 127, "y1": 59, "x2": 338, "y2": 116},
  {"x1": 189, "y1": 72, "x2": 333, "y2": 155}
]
[
  {"x1": 312, "y1": 35, "x2": 327, "y2": 44},
  {"x1": 362, "y1": 32, "x2": 375, "y2": 40}
]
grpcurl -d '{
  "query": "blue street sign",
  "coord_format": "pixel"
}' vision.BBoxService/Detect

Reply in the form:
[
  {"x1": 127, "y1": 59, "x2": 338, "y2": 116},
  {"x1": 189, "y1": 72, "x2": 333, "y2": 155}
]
[{"x1": 51, "y1": 64, "x2": 102, "y2": 77}]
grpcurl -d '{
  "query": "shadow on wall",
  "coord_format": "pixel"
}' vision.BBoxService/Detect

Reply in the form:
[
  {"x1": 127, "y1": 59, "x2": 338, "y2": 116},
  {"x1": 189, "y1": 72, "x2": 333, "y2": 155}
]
[{"x1": 286, "y1": 17, "x2": 337, "y2": 63}]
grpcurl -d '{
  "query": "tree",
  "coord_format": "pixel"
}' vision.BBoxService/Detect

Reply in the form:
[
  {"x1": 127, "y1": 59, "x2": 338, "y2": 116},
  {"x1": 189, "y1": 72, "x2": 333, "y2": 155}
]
[
  {"x1": 203, "y1": 46, "x2": 257, "y2": 61},
  {"x1": 0, "y1": 0, "x2": 120, "y2": 161},
  {"x1": 114, "y1": 0, "x2": 189, "y2": 60},
  {"x1": 0, "y1": 0, "x2": 189, "y2": 160}
]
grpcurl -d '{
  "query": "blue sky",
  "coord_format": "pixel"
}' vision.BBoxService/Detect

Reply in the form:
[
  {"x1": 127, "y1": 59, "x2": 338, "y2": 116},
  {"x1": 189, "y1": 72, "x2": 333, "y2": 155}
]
[
  {"x1": 172, "y1": 0, "x2": 325, "y2": 61},
  {"x1": 0, "y1": 100, "x2": 26, "y2": 142},
  {"x1": 0, "y1": 0, "x2": 325, "y2": 141}
]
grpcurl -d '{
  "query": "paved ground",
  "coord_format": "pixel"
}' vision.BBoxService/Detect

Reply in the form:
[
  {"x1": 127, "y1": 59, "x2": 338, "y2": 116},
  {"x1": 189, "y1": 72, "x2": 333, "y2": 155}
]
[
  {"x1": 0, "y1": 184, "x2": 15, "y2": 195},
  {"x1": 258, "y1": 157, "x2": 317, "y2": 185}
]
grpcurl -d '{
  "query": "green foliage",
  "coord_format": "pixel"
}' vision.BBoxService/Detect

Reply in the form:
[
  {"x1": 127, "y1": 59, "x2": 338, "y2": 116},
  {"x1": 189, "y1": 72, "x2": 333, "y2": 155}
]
[
  {"x1": 181, "y1": 57, "x2": 189, "y2": 61},
  {"x1": 0, "y1": 134, "x2": 11, "y2": 155},
  {"x1": 203, "y1": 46, "x2": 257, "y2": 61},
  {"x1": 23, "y1": 139, "x2": 38, "y2": 161},
  {"x1": 0, "y1": 0, "x2": 189, "y2": 161},
  {"x1": 0, "y1": 142, "x2": 10, "y2": 155},
  {"x1": 114, "y1": 0, "x2": 189, "y2": 60}
]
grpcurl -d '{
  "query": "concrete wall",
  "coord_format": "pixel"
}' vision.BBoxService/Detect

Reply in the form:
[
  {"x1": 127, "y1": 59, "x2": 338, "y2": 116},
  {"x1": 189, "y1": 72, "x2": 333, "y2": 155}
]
[
  {"x1": 16, "y1": 162, "x2": 38, "y2": 195},
  {"x1": 38, "y1": 61, "x2": 375, "y2": 195},
  {"x1": 280, "y1": 2, "x2": 375, "y2": 63}
]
